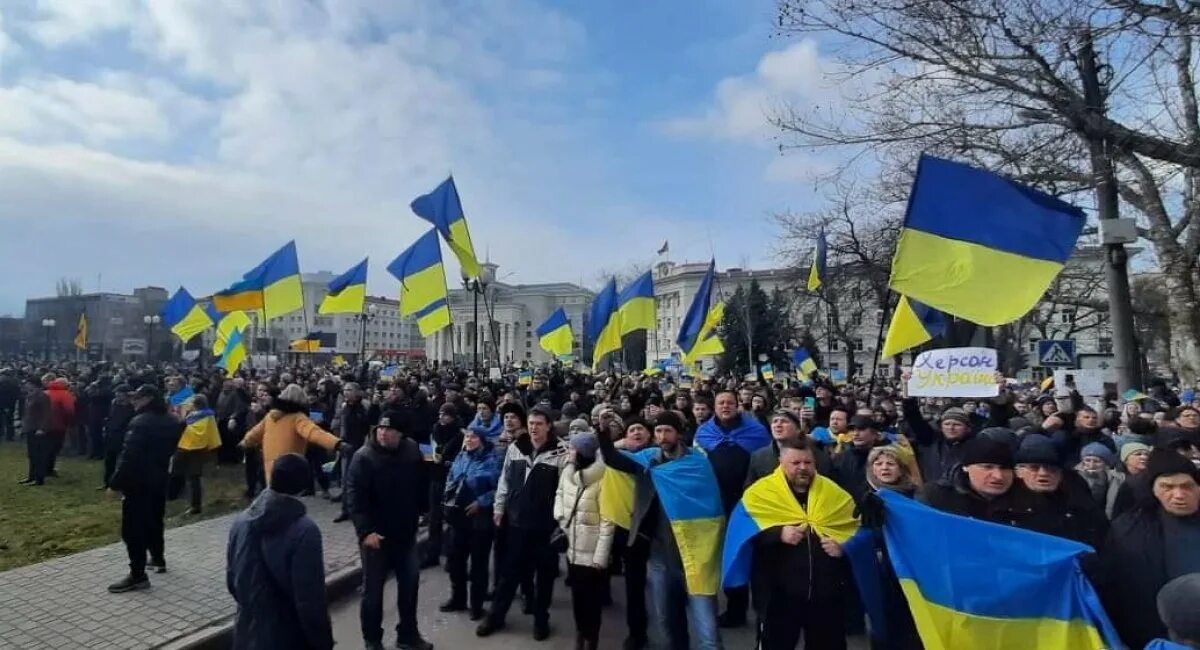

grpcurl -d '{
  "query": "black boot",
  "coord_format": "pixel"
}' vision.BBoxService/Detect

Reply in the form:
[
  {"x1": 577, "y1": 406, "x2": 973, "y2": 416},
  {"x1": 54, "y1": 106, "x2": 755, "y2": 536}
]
[
  {"x1": 438, "y1": 591, "x2": 467, "y2": 613},
  {"x1": 469, "y1": 607, "x2": 486, "y2": 621},
  {"x1": 475, "y1": 618, "x2": 505, "y2": 637},
  {"x1": 107, "y1": 574, "x2": 150, "y2": 593}
]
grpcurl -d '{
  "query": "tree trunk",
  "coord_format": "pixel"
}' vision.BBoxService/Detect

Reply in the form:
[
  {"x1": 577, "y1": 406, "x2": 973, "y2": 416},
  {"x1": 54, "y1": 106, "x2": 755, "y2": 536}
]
[{"x1": 1164, "y1": 264, "x2": 1200, "y2": 383}]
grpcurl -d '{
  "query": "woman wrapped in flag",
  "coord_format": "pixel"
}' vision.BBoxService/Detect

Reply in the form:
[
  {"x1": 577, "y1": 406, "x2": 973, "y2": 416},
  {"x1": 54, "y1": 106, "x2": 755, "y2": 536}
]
[{"x1": 173, "y1": 394, "x2": 223, "y2": 515}]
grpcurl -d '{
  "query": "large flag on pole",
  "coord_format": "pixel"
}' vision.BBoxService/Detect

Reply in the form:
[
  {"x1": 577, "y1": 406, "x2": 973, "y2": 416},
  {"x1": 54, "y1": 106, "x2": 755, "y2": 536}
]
[
  {"x1": 161, "y1": 287, "x2": 216, "y2": 343},
  {"x1": 587, "y1": 278, "x2": 622, "y2": 369},
  {"x1": 880, "y1": 294, "x2": 948, "y2": 358},
  {"x1": 212, "y1": 241, "x2": 305, "y2": 320},
  {"x1": 217, "y1": 328, "x2": 248, "y2": 374},
  {"x1": 387, "y1": 229, "x2": 452, "y2": 336},
  {"x1": 319, "y1": 258, "x2": 368, "y2": 315},
  {"x1": 410, "y1": 176, "x2": 482, "y2": 280},
  {"x1": 536, "y1": 307, "x2": 574, "y2": 358},
  {"x1": 617, "y1": 271, "x2": 655, "y2": 335},
  {"x1": 678, "y1": 260, "x2": 724, "y2": 364},
  {"x1": 213, "y1": 310, "x2": 252, "y2": 356},
  {"x1": 74, "y1": 313, "x2": 88, "y2": 350},
  {"x1": 889, "y1": 155, "x2": 1085, "y2": 325},
  {"x1": 807, "y1": 227, "x2": 827, "y2": 291}
]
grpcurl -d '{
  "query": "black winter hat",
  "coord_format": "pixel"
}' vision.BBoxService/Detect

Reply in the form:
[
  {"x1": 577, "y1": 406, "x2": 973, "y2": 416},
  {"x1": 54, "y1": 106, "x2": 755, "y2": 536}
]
[
  {"x1": 653, "y1": 410, "x2": 688, "y2": 435},
  {"x1": 850, "y1": 415, "x2": 877, "y2": 431},
  {"x1": 979, "y1": 427, "x2": 1019, "y2": 453},
  {"x1": 1157, "y1": 574, "x2": 1200, "y2": 643},
  {"x1": 960, "y1": 437, "x2": 1015, "y2": 469},
  {"x1": 1145, "y1": 448, "x2": 1200, "y2": 484},
  {"x1": 1014, "y1": 434, "x2": 1061, "y2": 467},
  {"x1": 498, "y1": 402, "x2": 526, "y2": 422},
  {"x1": 271, "y1": 453, "x2": 312, "y2": 496}
]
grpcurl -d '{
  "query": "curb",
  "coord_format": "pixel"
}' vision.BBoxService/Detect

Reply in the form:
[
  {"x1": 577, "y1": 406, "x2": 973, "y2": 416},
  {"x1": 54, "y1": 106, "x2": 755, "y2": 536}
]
[{"x1": 155, "y1": 529, "x2": 429, "y2": 650}]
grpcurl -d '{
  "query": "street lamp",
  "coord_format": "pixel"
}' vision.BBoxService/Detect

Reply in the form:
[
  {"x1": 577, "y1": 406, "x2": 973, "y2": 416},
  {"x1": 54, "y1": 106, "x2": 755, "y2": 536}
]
[
  {"x1": 41, "y1": 318, "x2": 56, "y2": 361},
  {"x1": 353, "y1": 303, "x2": 379, "y2": 363},
  {"x1": 143, "y1": 314, "x2": 161, "y2": 361},
  {"x1": 462, "y1": 276, "x2": 490, "y2": 376}
]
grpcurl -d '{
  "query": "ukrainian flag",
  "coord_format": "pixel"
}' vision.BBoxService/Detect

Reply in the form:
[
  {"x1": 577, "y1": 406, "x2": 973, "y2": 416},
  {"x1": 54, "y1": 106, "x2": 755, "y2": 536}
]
[
  {"x1": 410, "y1": 176, "x2": 482, "y2": 280},
  {"x1": 213, "y1": 310, "x2": 252, "y2": 356},
  {"x1": 290, "y1": 332, "x2": 322, "y2": 353},
  {"x1": 179, "y1": 408, "x2": 222, "y2": 451},
  {"x1": 881, "y1": 294, "x2": 948, "y2": 358},
  {"x1": 161, "y1": 287, "x2": 216, "y2": 343},
  {"x1": 536, "y1": 307, "x2": 573, "y2": 358},
  {"x1": 212, "y1": 241, "x2": 305, "y2": 320},
  {"x1": 217, "y1": 328, "x2": 248, "y2": 374},
  {"x1": 387, "y1": 229, "x2": 452, "y2": 336},
  {"x1": 601, "y1": 448, "x2": 725, "y2": 595},
  {"x1": 319, "y1": 258, "x2": 367, "y2": 315},
  {"x1": 807, "y1": 227, "x2": 827, "y2": 291},
  {"x1": 866, "y1": 490, "x2": 1121, "y2": 649},
  {"x1": 587, "y1": 278, "x2": 622, "y2": 369},
  {"x1": 677, "y1": 260, "x2": 720, "y2": 362},
  {"x1": 890, "y1": 155, "x2": 1085, "y2": 326},
  {"x1": 722, "y1": 468, "x2": 859, "y2": 589},
  {"x1": 684, "y1": 301, "x2": 725, "y2": 366},
  {"x1": 793, "y1": 347, "x2": 818, "y2": 378},
  {"x1": 617, "y1": 271, "x2": 655, "y2": 335}
]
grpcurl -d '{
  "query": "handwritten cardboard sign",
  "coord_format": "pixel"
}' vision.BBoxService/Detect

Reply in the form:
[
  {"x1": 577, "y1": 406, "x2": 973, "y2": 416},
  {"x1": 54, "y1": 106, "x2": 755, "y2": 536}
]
[{"x1": 908, "y1": 347, "x2": 998, "y2": 398}]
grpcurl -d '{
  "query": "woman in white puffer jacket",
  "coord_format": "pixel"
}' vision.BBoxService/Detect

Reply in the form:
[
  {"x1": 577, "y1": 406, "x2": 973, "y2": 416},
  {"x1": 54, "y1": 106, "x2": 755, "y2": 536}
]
[{"x1": 554, "y1": 429, "x2": 614, "y2": 650}]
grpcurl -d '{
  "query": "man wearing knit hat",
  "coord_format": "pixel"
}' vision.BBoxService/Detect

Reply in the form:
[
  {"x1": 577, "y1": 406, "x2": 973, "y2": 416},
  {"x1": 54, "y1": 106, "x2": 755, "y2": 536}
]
[
  {"x1": 901, "y1": 394, "x2": 977, "y2": 484},
  {"x1": 830, "y1": 415, "x2": 888, "y2": 501},
  {"x1": 1010, "y1": 434, "x2": 1108, "y2": 548},
  {"x1": 1077, "y1": 441, "x2": 1127, "y2": 519},
  {"x1": 1101, "y1": 449, "x2": 1200, "y2": 648},
  {"x1": 1151, "y1": 574, "x2": 1200, "y2": 649},
  {"x1": 918, "y1": 437, "x2": 1019, "y2": 521}
]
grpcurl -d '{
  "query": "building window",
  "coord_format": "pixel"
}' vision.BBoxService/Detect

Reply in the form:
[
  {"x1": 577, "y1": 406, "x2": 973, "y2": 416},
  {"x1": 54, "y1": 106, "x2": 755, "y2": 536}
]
[
  {"x1": 526, "y1": 341, "x2": 531, "y2": 348},
  {"x1": 1098, "y1": 337, "x2": 1113, "y2": 354},
  {"x1": 853, "y1": 363, "x2": 864, "y2": 377},
  {"x1": 1060, "y1": 309, "x2": 1076, "y2": 324},
  {"x1": 877, "y1": 364, "x2": 890, "y2": 376},
  {"x1": 526, "y1": 320, "x2": 532, "y2": 327},
  {"x1": 829, "y1": 340, "x2": 840, "y2": 351},
  {"x1": 803, "y1": 314, "x2": 814, "y2": 327},
  {"x1": 1028, "y1": 338, "x2": 1040, "y2": 353},
  {"x1": 525, "y1": 351, "x2": 532, "y2": 359},
  {"x1": 853, "y1": 338, "x2": 864, "y2": 352},
  {"x1": 851, "y1": 312, "x2": 863, "y2": 326},
  {"x1": 829, "y1": 362, "x2": 840, "y2": 371}
]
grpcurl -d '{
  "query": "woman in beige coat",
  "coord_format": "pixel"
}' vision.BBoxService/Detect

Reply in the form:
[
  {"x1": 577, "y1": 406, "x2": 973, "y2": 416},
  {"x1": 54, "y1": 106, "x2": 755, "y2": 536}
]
[
  {"x1": 554, "y1": 430, "x2": 614, "y2": 650},
  {"x1": 240, "y1": 384, "x2": 344, "y2": 487}
]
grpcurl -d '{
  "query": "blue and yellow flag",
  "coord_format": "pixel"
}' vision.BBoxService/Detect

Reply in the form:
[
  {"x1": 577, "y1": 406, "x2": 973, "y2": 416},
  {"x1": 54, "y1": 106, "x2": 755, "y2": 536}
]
[
  {"x1": 678, "y1": 259, "x2": 718, "y2": 360},
  {"x1": 74, "y1": 312, "x2": 88, "y2": 350},
  {"x1": 722, "y1": 468, "x2": 859, "y2": 589},
  {"x1": 890, "y1": 155, "x2": 1085, "y2": 326},
  {"x1": 793, "y1": 347, "x2": 818, "y2": 378},
  {"x1": 217, "y1": 328, "x2": 248, "y2": 374},
  {"x1": 684, "y1": 301, "x2": 725, "y2": 366},
  {"x1": 213, "y1": 310, "x2": 252, "y2": 356},
  {"x1": 387, "y1": 228, "x2": 452, "y2": 336},
  {"x1": 587, "y1": 278, "x2": 622, "y2": 369},
  {"x1": 536, "y1": 307, "x2": 573, "y2": 358},
  {"x1": 290, "y1": 332, "x2": 323, "y2": 353},
  {"x1": 212, "y1": 241, "x2": 305, "y2": 320},
  {"x1": 807, "y1": 227, "x2": 827, "y2": 291},
  {"x1": 600, "y1": 449, "x2": 725, "y2": 595},
  {"x1": 881, "y1": 294, "x2": 948, "y2": 359},
  {"x1": 169, "y1": 386, "x2": 195, "y2": 408},
  {"x1": 319, "y1": 258, "x2": 367, "y2": 315},
  {"x1": 179, "y1": 408, "x2": 222, "y2": 451},
  {"x1": 617, "y1": 271, "x2": 655, "y2": 335},
  {"x1": 410, "y1": 176, "x2": 481, "y2": 280},
  {"x1": 161, "y1": 287, "x2": 215, "y2": 344},
  {"x1": 858, "y1": 490, "x2": 1121, "y2": 650}
]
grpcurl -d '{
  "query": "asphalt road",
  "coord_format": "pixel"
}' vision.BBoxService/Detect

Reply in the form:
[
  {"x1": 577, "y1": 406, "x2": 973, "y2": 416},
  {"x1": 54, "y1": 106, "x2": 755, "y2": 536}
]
[{"x1": 329, "y1": 560, "x2": 870, "y2": 649}]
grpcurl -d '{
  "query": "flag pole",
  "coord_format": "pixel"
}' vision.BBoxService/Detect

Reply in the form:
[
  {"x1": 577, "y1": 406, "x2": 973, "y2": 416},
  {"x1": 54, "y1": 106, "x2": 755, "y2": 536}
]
[{"x1": 868, "y1": 292, "x2": 895, "y2": 396}]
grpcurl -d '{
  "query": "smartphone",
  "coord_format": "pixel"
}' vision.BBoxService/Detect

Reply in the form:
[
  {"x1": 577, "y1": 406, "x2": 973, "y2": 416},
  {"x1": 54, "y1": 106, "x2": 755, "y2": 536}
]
[{"x1": 804, "y1": 397, "x2": 816, "y2": 409}]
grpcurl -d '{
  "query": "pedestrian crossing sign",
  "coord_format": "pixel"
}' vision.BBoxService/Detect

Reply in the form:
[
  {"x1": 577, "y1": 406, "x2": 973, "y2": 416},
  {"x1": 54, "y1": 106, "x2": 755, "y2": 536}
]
[{"x1": 1037, "y1": 340, "x2": 1076, "y2": 367}]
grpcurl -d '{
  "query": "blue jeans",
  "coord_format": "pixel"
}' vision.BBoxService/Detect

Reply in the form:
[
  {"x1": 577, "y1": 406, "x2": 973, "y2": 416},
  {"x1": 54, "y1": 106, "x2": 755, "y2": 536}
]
[
  {"x1": 646, "y1": 552, "x2": 722, "y2": 650},
  {"x1": 360, "y1": 540, "x2": 421, "y2": 643}
]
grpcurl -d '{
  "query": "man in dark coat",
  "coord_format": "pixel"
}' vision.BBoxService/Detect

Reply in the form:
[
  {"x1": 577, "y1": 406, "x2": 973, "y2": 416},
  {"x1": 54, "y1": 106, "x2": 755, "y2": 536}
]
[
  {"x1": 345, "y1": 410, "x2": 432, "y2": 650},
  {"x1": 918, "y1": 437, "x2": 1024, "y2": 524},
  {"x1": 1010, "y1": 434, "x2": 1109, "y2": 549},
  {"x1": 19, "y1": 375, "x2": 51, "y2": 486},
  {"x1": 1100, "y1": 449, "x2": 1200, "y2": 649},
  {"x1": 333, "y1": 382, "x2": 371, "y2": 523},
  {"x1": 86, "y1": 375, "x2": 114, "y2": 460},
  {"x1": 101, "y1": 385, "x2": 135, "y2": 489},
  {"x1": 831, "y1": 415, "x2": 889, "y2": 502},
  {"x1": 216, "y1": 378, "x2": 250, "y2": 462},
  {"x1": 746, "y1": 409, "x2": 833, "y2": 487},
  {"x1": 226, "y1": 453, "x2": 333, "y2": 650},
  {"x1": 107, "y1": 385, "x2": 184, "y2": 592},
  {"x1": 0, "y1": 368, "x2": 21, "y2": 441},
  {"x1": 422, "y1": 402, "x2": 463, "y2": 566}
]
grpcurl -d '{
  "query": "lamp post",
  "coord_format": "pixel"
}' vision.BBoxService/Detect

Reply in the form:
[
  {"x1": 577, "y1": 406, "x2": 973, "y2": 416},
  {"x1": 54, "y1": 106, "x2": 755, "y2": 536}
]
[
  {"x1": 41, "y1": 318, "x2": 56, "y2": 361},
  {"x1": 462, "y1": 276, "x2": 490, "y2": 376},
  {"x1": 354, "y1": 303, "x2": 379, "y2": 364},
  {"x1": 143, "y1": 314, "x2": 161, "y2": 362}
]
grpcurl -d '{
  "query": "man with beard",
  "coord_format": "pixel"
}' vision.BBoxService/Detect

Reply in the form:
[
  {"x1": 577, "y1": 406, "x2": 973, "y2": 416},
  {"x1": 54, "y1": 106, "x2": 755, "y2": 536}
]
[{"x1": 107, "y1": 385, "x2": 184, "y2": 592}]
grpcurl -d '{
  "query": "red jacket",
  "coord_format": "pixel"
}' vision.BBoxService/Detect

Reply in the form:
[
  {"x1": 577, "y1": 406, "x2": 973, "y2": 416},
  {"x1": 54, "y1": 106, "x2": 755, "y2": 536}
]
[{"x1": 44, "y1": 380, "x2": 76, "y2": 434}]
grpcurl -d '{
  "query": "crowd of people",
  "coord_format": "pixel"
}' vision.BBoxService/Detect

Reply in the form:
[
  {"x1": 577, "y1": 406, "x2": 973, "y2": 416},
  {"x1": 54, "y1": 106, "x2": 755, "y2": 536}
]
[{"x1": 2, "y1": 357, "x2": 1199, "y2": 650}]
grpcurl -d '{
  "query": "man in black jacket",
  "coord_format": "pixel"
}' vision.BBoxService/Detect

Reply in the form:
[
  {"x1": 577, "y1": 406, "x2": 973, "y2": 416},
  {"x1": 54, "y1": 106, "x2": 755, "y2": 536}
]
[
  {"x1": 752, "y1": 438, "x2": 852, "y2": 650},
  {"x1": 830, "y1": 415, "x2": 888, "y2": 502},
  {"x1": 19, "y1": 376, "x2": 50, "y2": 486},
  {"x1": 0, "y1": 368, "x2": 18, "y2": 441},
  {"x1": 107, "y1": 385, "x2": 184, "y2": 593},
  {"x1": 333, "y1": 382, "x2": 371, "y2": 523},
  {"x1": 85, "y1": 375, "x2": 114, "y2": 460},
  {"x1": 101, "y1": 384, "x2": 135, "y2": 489},
  {"x1": 345, "y1": 410, "x2": 432, "y2": 650},
  {"x1": 422, "y1": 402, "x2": 463, "y2": 566},
  {"x1": 1010, "y1": 434, "x2": 1108, "y2": 549}
]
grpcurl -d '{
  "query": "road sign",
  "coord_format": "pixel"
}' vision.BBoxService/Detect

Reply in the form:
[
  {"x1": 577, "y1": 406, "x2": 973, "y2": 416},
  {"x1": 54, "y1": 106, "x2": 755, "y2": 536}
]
[{"x1": 1037, "y1": 340, "x2": 1076, "y2": 367}]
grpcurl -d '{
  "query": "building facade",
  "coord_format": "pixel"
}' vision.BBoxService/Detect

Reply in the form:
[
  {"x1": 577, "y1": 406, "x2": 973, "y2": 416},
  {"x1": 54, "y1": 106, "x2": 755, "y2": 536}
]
[
  {"x1": 24, "y1": 287, "x2": 171, "y2": 360},
  {"x1": 425, "y1": 263, "x2": 593, "y2": 366}
]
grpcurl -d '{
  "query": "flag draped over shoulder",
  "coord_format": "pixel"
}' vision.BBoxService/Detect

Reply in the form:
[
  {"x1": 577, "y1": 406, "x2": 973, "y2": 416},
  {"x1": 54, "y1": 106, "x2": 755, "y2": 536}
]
[
  {"x1": 881, "y1": 294, "x2": 948, "y2": 358},
  {"x1": 722, "y1": 469, "x2": 859, "y2": 589},
  {"x1": 850, "y1": 490, "x2": 1121, "y2": 650},
  {"x1": 536, "y1": 307, "x2": 574, "y2": 358},
  {"x1": 212, "y1": 241, "x2": 305, "y2": 320},
  {"x1": 694, "y1": 412, "x2": 771, "y2": 455},
  {"x1": 387, "y1": 228, "x2": 452, "y2": 336},
  {"x1": 410, "y1": 175, "x2": 481, "y2": 280},
  {"x1": 587, "y1": 278, "x2": 622, "y2": 369},
  {"x1": 319, "y1": 258, "x2": 368, "y2": 315},
  {"x1": 617, "y1": 271, "x2": 655, "y2": 335},
  {"x1": 889, "y1": 155, "x2": 1085, "y2": 326},
  {"x1": 161, "y1": 287, "x2": 215, "y2": 343},
  {"x1": 599, "y1": 449, "x2": 725, "y2": 596},
  {"x1": 179, "y1": 408, "x2": 222, "y2": 451},
  {"x1": 74, "y1": 313, "x2": 88, "y2": 350}
]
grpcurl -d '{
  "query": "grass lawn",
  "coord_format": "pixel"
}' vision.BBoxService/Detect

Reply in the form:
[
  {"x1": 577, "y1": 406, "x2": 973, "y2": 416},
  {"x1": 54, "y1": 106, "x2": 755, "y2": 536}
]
[{"x1": 0, "y1": 441, "x2": 248, "y2": 571}]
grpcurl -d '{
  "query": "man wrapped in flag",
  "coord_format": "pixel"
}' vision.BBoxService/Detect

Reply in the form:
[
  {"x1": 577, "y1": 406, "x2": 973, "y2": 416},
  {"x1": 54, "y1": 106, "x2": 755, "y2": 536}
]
[
  {"x1": 722, "y1": 438, "x2": 860, "y2": 648},
  {"x1": 595, "y1": 411, "x2": 724, "y2": 649}
]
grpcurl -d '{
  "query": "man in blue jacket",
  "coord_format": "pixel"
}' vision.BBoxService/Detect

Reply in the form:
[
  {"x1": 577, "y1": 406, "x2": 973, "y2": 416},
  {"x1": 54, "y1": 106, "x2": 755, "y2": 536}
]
[{"x1": 226, "y1": 453, "x2": 333, "y2": 650}]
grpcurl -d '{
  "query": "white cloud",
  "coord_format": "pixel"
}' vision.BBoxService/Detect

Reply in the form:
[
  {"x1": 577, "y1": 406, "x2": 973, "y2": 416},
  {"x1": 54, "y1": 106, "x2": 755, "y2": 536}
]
[{"x1": 661, "y1": 39, "x2": 838, "y2": 142}]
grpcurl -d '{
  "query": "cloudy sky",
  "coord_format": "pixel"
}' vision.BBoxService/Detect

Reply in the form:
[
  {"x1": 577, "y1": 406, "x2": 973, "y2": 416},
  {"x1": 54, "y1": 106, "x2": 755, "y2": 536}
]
[{"x1": 0, "y1": 0, "x2": 848, "y2": 314}]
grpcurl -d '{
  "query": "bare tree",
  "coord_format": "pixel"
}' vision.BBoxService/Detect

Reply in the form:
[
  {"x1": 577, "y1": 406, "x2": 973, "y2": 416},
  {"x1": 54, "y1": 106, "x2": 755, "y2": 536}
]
[
  {"x1": 775, "y1": 0, "x2": 1200, "y2": 380},
  {"x1": 55, "y1": 277, "x2": 83, "y2": 297}
]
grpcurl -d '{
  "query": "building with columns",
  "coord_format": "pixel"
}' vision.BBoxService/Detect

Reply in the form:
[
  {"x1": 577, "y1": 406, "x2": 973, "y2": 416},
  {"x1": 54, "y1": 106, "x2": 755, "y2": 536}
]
[{"x1": 425, "y1": 263, "x2": 593, "y2": 366}]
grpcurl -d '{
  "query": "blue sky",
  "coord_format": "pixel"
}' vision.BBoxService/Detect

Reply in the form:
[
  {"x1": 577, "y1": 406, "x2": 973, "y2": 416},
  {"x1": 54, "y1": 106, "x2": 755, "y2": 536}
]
[{"x1": 0, "y1": 0, "x2": 848, "y2": 314}]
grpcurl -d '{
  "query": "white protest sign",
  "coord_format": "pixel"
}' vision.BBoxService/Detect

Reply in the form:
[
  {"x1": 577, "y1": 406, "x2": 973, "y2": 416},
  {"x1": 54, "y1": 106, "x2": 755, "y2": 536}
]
[
  {"x1": 908, "y1": 347, "x2": 999, "y2": 398},
  {"x1": 488, "y1": 367, "x2": 502, "y2": 380},
  {"x1": 1054, "y1": 369, "x2": 1106, "y2": 397}
]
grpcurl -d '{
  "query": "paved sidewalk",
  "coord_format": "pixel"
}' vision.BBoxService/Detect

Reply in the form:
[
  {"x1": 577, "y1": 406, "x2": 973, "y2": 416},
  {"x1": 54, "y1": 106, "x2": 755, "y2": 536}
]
[{"x1": 0, "y1": 496, "x2": 359, "y2": 650}]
